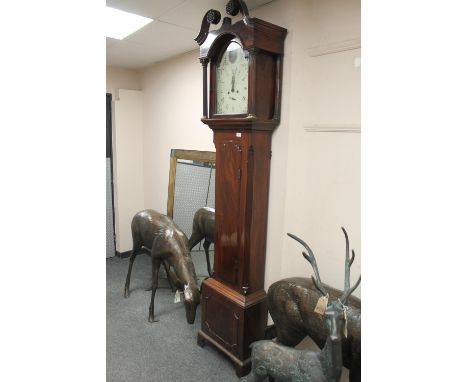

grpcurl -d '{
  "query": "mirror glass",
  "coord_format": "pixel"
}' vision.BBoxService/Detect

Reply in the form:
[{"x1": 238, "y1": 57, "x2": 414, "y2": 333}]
[{"x1": 167, "y1": 149, "x2": 215, "y2": 277}]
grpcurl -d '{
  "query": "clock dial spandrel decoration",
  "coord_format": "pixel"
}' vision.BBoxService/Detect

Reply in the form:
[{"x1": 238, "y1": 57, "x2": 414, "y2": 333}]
[{"x1": 216, "y1": 42, "x2": 249, "y2": 115}]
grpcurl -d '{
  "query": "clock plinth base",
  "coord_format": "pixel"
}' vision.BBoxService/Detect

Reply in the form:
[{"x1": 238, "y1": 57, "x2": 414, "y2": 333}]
[
  {"x1": 197, "y1": 331, "x2": 252, "y2": 377},
  {"x1": 198, "y1": 277, "x2": 268, "y2": 377}
]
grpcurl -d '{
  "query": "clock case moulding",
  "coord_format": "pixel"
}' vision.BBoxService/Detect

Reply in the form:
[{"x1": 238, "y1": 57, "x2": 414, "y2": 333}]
[{"x1": 195, "y1": 3, "x2": 287, "y2": 377}]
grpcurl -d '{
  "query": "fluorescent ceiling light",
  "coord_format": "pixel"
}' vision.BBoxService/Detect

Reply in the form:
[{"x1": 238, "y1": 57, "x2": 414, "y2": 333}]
[{"x1": 106, "y1": 6, "x2": 153, "y2": 40}]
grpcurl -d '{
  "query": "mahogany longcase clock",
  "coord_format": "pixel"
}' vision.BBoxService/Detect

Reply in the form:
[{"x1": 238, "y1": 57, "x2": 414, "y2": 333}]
[{"x1": 194, "y1": 1, "x2": 287, "y2": 376}]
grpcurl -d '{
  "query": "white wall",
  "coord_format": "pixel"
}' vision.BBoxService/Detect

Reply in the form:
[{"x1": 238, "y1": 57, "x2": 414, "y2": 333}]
[
  {"x1": 113, "y1": 89, "x2": 145, "y2": 252},
  {"x1": 140, "y1": 52, "x2": 215, "y2": 214},
  {"x1": 106, "y1": 66, "x2": 144, "y2": 253},
  {"x1": 252, "y1": 0, "x2": 361, "y2": 296},
  {"x1": 106, "y1": 66, "x2": 141, "y2": 98},
  {"x1": 106, "y1": 0, "x2": 361, "y2": 298}
]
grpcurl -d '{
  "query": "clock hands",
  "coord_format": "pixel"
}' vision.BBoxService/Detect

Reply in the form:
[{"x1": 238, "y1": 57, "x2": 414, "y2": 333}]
[
  {"x1": 231, "y1": 67, "x2": 238, "y2": 92},
  {"x1": 229, "y1": 68, "x2": 240, "y2": 100},
  {"x1": 231, "y1": 74, "x2": 235, "y2": 92},
  {"x1": 219, "y1": 63, "x2": 244, "y2": 111}
]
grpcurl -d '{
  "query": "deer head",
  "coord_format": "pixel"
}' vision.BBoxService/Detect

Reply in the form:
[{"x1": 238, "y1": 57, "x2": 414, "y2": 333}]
[
  {"x1": 324, "y1": 300, "x2": 346, "y2": 342},
  {"x1": 182, "y1": 283, "x2": 201, "y2": 324},
  {"x1": 287, "y1": 227, "x2": 361, "y2": 342}
]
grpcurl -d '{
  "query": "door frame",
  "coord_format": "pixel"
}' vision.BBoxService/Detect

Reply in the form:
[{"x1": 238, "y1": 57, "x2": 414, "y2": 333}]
[{"x1": 106, "y1": 93, "x2": 116, "y2": 257}]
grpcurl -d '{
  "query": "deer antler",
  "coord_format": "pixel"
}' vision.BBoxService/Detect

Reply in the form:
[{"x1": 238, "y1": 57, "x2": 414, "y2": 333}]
[
  {"x1": 339, "y1": 227, "x2": 361, "y2": 304},
  {"x1": 287, "y1": 233, "x2": 328, "y2": 296}
]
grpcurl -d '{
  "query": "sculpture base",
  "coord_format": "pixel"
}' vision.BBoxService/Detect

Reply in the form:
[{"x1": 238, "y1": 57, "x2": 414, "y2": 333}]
[{"x1": 197, "y1": 277, "x2": 268, "y2": 377}]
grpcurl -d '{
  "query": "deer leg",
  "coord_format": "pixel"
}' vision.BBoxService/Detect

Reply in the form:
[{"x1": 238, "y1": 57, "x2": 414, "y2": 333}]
[
  {"x1": 145, "y1": 261, "x2": 164, "y2": 291},
  {"x1": 162, "y1": 261, "x2": 176, "y2": 292},
  {"x1": 148, "y1": 258, "x2": 161, "y2": 323},
  {"x1": 203, "y1": 240, "x2": 213, "y2": 276},
  {"x1": 124, "y1": 248, "x2": 139, "y2": 298},
  {"x1": 188, "y1": 232, "x2": 203, "y2": 251},
  {"x1": 145, "y1": 259, "x2": 172, "y2": 292}
]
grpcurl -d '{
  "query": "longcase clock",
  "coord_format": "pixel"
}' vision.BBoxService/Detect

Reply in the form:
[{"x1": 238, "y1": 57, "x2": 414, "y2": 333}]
[{"x1": 194, "y1": 0, "x2": 287, "y2": 376}]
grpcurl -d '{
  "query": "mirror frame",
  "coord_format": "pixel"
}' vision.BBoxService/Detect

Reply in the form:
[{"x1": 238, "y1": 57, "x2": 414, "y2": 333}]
[{"x1": 166, "y1": 149, "x2": 216, "y2": 218}]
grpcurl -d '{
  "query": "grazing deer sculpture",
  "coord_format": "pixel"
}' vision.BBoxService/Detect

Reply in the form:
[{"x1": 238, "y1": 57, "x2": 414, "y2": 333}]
[
  {"x1": 124, "y1": 209, "x2": 200, "y2": 324},
  {"x1": 242, "y1": 228, "x2": 361, "y2": 382},
  {"x1": 187, "y1": 207, "x2": 215, "y2": 276},
  {"x1": 267, "y1": 228, "x2": 361, "y2": 381}
]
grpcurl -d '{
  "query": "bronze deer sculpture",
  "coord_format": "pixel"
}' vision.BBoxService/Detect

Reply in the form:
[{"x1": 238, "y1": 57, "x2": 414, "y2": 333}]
[
  {"x1": 187, "y1": 207, "x2": 215, "y2": 277},
  {"x1": 267, "y1": 228, "x2": 361, "y2": 381},
  {"x1": 242, "y1": 228, "x2": 361, "y2": 382},
  {"x1": 123, "y1": 209, "x2": 200, "y2": 324}
]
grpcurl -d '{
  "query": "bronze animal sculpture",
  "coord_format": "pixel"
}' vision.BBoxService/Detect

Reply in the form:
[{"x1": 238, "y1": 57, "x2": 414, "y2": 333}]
[
  {"x1": 267, "y1": 228, "x2": 361, "y2": 382},
  {"x1": 123, "y1": 209, "x2": 200, "y2": 324},
  {"x1": 242, "y1": 228, "x2": 361, "y2": 382},
  {"x1": 187, "y1": 207, "x2": 215, "y2": 277},
  {"x1": 242, "y1": 302, "x2": 346, "y2": 382}
]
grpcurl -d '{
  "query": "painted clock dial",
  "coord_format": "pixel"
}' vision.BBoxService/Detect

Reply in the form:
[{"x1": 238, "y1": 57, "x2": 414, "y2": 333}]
[{"x1": 216, "y1": 41, "x2": 249, "y2": 114}]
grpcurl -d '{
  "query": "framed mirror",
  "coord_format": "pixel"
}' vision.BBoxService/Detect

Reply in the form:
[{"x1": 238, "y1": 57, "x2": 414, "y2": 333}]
[{"x1": 167, "y1": 149, "x2": 216, "y2": 277}]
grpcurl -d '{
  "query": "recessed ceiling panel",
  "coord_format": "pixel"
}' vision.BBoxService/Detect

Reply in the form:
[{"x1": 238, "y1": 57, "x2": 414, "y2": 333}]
[
  {"x1": 107, "y1": 22, "x2": 197, "y2": 68},
  {"x1": 106, "y1": 0, "x2": 277, "y2": 69},
  {"x1": 106, "y1": 0, "x2": 187, "y2": 19},
  {"x1": 124, "y1": 19, "x2": 195, "y2": 47}
]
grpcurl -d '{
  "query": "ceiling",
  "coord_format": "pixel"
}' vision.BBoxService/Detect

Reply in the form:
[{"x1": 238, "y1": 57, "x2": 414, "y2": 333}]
[{"x1": 106, "y1": 0, "x2": 274, "y2": 69}]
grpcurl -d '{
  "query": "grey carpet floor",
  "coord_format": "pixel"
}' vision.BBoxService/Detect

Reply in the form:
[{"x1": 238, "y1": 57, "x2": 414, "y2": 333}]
[{"x1": 107, "y1": 252, "x2": 239, "y2": 382}]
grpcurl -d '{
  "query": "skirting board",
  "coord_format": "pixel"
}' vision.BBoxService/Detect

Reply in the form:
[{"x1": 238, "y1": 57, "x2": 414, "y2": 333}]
[
  {"x1": 115, "y1": 250, "x2": 132, "y2": 259},
  {"x1": 304, "y1": 124, "x2": 361, "y2": 133}
]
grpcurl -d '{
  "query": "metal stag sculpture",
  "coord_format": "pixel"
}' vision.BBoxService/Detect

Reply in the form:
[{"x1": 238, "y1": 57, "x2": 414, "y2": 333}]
[
  {"x1": 241, "y1": 228, "x2": 361, "y2": 382},
  {"x1": 124, "y1": 209, "x2": 200, "y2": 324},
  {"x1": 267, "y1": 228, "x2": 361, "y2": 381},
  {"x1": 188, "y1": 207, "x2": 215, "y2": 277}
]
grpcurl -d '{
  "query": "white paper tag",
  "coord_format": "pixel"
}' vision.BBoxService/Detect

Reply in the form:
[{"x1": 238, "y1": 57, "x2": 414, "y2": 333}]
[
  {"x1": 174, "y1": 291, "x2": 181, "y2": 303},
  {"x1": 314, "y1": 294, "x2": 329, "y2": 315},
  {"x1": 236, "y1": 132, "x2": 241, "y2": 137},
  {"x1": 183, "y1": 284, "x2": 193, "y2": 301}
]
